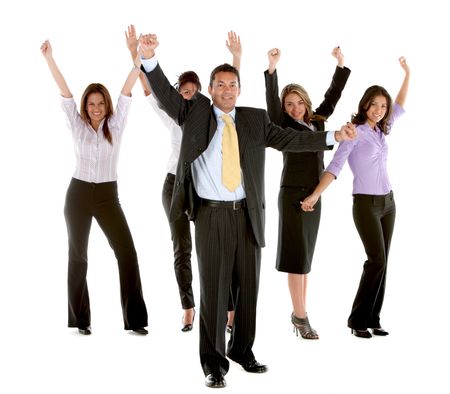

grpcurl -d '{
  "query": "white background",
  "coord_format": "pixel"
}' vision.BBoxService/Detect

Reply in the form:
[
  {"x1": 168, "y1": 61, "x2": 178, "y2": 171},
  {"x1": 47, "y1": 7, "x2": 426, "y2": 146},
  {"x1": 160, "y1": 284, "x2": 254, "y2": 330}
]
[{"x1": 1, "y1": 0, "x2": 449, "y2": 393}]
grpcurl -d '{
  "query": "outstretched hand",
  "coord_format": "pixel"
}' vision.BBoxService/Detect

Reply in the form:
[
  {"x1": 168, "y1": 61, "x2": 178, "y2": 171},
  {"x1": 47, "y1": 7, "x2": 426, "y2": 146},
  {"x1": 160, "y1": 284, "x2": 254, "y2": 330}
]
[
  {"x1": 267, "y1": 48, "x2": 281, "y2": 73},
  {"x1": 139, "y1": 33, "x2": 159, "y2": 59},
  {"x1": 40, "y1": 40, "x2": 52, "y2": 59},
  {"x1": 226, "y1": 31, "x2": 241, "y2": 58},
  {"x1": 300, "y1": 193, "x2": 319, "y2": 212},
  {"x1": 335, "y1": 123, "x2": 357, "y2": 142},
  {"x1": 398, "y1": 56, "x2": 409, "y2": 74},
  {"x1": 331, "y1": 46, "x2": 344, "y2": 68},
  {"x1": 125, "y1": 24, "x2": 139, "y2": 56}
]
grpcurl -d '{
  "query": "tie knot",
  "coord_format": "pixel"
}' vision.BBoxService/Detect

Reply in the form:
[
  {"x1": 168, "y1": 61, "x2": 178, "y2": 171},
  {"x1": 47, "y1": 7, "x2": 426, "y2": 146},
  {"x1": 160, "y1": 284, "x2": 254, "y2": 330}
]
[{"x1": 221, "y1": 114, "x2": 233, "y2": 125}]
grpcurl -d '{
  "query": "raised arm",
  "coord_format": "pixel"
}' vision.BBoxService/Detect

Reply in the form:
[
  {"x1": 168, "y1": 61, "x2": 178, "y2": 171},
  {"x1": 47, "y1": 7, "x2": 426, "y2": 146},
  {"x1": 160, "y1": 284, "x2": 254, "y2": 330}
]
[
  {"x1": 314, "y1": 46, "x2": 351, "y2": 118},
  {"x1": 140, "y1": 33, "x2": 192, "y2": 124},
  {"x1": 395, "y1": 56, "x2": 409, "y2": 107},
  {"x1": 264, "y1": 48, "x2": 283, "y2": 123},
  {"x1": 120, "y1": 53, "x2": 142, "y2": 97},
  {"x1": 226, "y1": 31, "x2": 242, "y2": 71},
  {"x1": 40, "y1": 40, "x2": 72, "y2": 98},
  {"x1": 125, "y1": 24, "x2": 151, "y2": 96}
]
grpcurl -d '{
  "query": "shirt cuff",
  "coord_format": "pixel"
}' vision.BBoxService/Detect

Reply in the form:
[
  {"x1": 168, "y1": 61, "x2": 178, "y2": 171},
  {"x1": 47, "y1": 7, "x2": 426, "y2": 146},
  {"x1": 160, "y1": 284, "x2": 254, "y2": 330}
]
[
  {"x1": 141, "y1": 56, "x2": 158, "y2": 73},
  {"x1": 326, "y1": 130, "x2": 337, "y2": 145}
]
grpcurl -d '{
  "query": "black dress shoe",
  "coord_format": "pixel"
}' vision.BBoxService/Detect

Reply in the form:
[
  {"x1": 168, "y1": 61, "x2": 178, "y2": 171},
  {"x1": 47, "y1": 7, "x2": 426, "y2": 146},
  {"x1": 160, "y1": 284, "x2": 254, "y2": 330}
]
[
  {"x1": 371, "y1": 328, "x2": 389, "y2": 336},
  {"x1": 351, "y1": 328, "x2": 372, "y2": 338},
  {"x1": 205, "y1": 373, "x2": 226, "y2": 388},
  {"x1": 241, "y1": 359, "x2": 268, "y2": 373},
  {"x1": 132, "y1": 327, "x2": 148, "y2": 335},
  {"x1": 78, "y1": 327, "x2": 91, "y2": 335}
]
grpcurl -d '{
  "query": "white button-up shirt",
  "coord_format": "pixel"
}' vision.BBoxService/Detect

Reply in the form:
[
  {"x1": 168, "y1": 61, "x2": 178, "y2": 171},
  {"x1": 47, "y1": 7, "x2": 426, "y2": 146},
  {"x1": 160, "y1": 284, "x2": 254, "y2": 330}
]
[
  {"x1": 147, "y1": 94, "x2": 181, "y2": 175},
  {"x1": 61, "y1": 94, "x2": 131, "y2": 183}
]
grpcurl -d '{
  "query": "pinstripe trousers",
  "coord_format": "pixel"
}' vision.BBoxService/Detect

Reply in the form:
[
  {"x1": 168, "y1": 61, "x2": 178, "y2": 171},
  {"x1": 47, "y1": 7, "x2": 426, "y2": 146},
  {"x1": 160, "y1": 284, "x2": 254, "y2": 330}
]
[{"x1": 195, "y1": 203, "x2": 261, "y2": 376}]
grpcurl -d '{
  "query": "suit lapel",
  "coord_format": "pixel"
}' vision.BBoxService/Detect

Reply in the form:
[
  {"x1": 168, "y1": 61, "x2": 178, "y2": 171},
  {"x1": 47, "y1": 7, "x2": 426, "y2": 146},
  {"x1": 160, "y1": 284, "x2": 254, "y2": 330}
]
[
  {"x1": 207, "y1": 106, "x2": 218, "y2": 146},
  {"x1": 235, "y1": 108, "x2": 250, "y2": 160}
]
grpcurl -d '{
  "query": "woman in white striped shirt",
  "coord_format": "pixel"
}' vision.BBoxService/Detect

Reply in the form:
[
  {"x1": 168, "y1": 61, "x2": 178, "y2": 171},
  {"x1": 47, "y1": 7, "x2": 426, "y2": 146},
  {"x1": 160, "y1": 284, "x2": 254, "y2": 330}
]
[{"x1": 40, "y1": 39, "x2": 148, "y2": 336}]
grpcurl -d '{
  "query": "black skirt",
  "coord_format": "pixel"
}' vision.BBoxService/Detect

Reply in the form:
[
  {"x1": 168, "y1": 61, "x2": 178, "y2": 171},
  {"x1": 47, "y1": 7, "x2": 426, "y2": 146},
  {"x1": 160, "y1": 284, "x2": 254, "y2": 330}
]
[{"x1": 275, "y1": 186, "x2": 321, "y2": 274}]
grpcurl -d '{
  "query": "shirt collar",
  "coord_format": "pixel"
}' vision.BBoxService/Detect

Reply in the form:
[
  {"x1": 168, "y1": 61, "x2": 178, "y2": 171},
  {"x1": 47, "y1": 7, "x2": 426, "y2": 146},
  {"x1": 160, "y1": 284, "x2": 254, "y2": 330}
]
[{"x1": 213, "y1": 106, "x2": 236, "y2": 122}]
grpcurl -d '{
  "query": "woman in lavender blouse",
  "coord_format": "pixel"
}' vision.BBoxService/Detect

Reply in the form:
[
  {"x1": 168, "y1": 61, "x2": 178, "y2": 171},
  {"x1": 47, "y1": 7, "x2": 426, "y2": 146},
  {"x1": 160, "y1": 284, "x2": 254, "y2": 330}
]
[
  {"x1": 301, "y1": 57, "x2": 410, "y2": 338},
  {"x1": 40, "y1": 39, "x2": 148, "y2": 336}
]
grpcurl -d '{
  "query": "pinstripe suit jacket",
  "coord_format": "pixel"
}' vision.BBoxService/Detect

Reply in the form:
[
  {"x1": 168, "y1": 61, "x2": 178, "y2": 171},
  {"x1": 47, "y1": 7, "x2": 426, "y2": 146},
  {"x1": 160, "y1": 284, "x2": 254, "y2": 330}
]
[{"x1": 144, "y1": 63, "x2": 332, "y2": 247}]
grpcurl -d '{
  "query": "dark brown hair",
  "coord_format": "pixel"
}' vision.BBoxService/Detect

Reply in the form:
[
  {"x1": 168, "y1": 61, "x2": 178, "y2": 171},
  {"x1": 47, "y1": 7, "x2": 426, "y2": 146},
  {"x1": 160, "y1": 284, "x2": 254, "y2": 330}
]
[
  {"x1": 351, "y1": 85, "x2": 393, "y2": 135},
  {"x1": 80, "y1": 83, "x2": 114, "y2": 144},
  {"x1": 209, "y1": 63, "x2": 240, "y2": 87},
  {"x1": 176, "y1": 71, "x2": 202, "y2": 91}
]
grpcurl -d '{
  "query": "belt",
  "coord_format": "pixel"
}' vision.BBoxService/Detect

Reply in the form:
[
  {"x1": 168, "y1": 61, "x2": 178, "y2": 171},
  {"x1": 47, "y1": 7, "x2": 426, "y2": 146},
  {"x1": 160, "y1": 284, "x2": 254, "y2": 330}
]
[
  {"x1": 353, "y1": 190, "x2": 394, "y2": 202},
  {"x1": 201, "y1": 198, "x2": 246, "y2": 210}
]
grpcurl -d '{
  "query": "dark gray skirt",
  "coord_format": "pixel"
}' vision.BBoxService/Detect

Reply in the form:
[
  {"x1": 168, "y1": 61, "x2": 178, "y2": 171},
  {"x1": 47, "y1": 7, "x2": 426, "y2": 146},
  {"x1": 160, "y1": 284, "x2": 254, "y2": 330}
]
[{"x1": 275, "y1": 186, "x2": 321, "y2": 274}]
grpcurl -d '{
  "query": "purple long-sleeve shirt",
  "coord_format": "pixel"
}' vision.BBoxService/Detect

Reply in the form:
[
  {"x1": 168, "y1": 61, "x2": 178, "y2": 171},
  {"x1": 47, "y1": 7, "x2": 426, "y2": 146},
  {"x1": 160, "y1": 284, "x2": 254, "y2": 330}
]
[{"x1": 325, "y1": 103, "x2": 405, "y2": 195}]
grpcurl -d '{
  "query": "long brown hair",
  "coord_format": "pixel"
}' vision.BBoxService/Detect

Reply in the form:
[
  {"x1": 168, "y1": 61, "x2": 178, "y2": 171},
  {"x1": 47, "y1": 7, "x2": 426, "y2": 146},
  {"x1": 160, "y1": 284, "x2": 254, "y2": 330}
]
[
  {"x1": 80, "y1": 83, "x2": 114, "y2": 144},
  {"x1": 280, "y1": 83, "x2": 325, "y2": 124},
  {"x1": 351, "y1": 85, "x2": 393, "y2": 135}
]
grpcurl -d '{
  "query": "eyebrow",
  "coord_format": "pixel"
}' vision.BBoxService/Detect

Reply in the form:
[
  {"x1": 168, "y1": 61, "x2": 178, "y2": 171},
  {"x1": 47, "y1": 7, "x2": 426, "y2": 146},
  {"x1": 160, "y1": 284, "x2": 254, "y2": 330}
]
[{"x1": 216, "y1": 80, "x2": 237, "y2": 84}]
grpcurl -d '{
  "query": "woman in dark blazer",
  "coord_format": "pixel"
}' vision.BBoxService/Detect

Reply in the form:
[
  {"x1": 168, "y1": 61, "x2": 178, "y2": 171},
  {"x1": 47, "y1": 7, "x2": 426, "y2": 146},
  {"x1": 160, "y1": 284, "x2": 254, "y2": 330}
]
[{"x1": 264, "y1": 47, "x2": 350, "y2": 339}]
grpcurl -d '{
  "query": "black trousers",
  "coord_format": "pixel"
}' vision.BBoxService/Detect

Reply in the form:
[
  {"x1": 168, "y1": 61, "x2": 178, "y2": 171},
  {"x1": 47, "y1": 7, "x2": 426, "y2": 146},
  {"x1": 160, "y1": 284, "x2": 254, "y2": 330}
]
[
  {"x1": 161, "y1": 173, "x2": 195, "y2": 309},
  {"x1": 195, "y1": 200, "x2": 260, "y2": 376},
  {"x1": 64, "y1": 178, "x2": 148, "y2": 330},
  {"x1": 348, "y1": 191, "x2": 396, "y2": 330}
]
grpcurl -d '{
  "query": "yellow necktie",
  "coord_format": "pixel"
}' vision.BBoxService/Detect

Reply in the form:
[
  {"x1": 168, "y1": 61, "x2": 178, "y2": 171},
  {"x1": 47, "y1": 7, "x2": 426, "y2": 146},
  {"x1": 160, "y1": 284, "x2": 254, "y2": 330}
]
[{"x1": 221, "y1": 114, "x2": 241, "y2": 192}]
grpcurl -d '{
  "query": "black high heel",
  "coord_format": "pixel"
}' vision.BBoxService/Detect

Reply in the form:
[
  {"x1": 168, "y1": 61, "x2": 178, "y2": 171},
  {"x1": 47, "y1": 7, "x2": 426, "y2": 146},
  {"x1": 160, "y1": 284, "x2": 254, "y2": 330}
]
[
  {"x1": 371, "y1": 328, "x2": 389, "y2": 336},
  {"x1": 181, "y1": 309, "x2": 195, "y2": 332},
  {"x1": 351, "y1": 328, "x2": 372, "y2": 338},
  {"x1": 291, "y1": 313, "x2": 319, "y2": 339}
]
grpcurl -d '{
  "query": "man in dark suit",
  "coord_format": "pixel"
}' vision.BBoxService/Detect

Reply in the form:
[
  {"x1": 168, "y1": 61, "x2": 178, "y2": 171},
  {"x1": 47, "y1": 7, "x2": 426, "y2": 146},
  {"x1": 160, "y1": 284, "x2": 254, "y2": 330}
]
[{"x1": 139, "y1": 34, "x2": 356, "y2": 388}]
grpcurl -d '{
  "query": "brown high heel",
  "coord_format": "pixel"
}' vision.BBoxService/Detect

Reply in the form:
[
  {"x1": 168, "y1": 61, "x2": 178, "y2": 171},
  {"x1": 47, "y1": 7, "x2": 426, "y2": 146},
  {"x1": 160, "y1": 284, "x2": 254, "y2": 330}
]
[{"x1": 291, "y1": 313, "x2": 319, "y2": 339}]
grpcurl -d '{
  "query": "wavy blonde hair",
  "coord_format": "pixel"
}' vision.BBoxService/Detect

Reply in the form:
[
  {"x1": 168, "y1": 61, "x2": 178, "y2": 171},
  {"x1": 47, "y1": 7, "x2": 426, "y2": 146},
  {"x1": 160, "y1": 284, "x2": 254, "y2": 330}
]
[{"x1": 281, "y1": 83, "x2": 325, "y2": 124}]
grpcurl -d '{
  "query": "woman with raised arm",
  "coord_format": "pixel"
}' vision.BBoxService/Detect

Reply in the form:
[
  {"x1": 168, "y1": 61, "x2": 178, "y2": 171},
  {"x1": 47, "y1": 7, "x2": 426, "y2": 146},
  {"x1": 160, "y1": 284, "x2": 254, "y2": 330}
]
[
  {"x1": 265, "y1": 47, "x2": 351, "y2": 339},
  {"x1": 125, "y1": 26, "x2": 240, "y2": 332},
  {"x1": 40, "y1": 39, "x2": 148, "y2": 336},
  {"x1": 301, "y1": 57, "x2": 410, "y2": 338}
]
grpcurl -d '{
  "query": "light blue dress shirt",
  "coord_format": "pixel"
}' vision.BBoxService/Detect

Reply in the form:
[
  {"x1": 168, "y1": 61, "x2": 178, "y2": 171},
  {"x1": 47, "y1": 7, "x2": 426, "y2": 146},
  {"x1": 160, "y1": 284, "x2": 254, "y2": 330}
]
[{"x1": 141, "y1": 56, "x2": 337, "y2": 200}]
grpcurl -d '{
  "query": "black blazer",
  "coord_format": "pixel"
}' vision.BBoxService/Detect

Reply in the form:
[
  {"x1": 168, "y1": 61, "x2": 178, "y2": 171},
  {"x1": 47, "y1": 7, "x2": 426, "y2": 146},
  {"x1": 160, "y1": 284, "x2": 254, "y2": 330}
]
[
  {"x1": 144, "y1": 63, "x2": 334, "y2": 247},
  {"x1": 265, "y1": 66, "x2": 351, "y2": 188}
]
